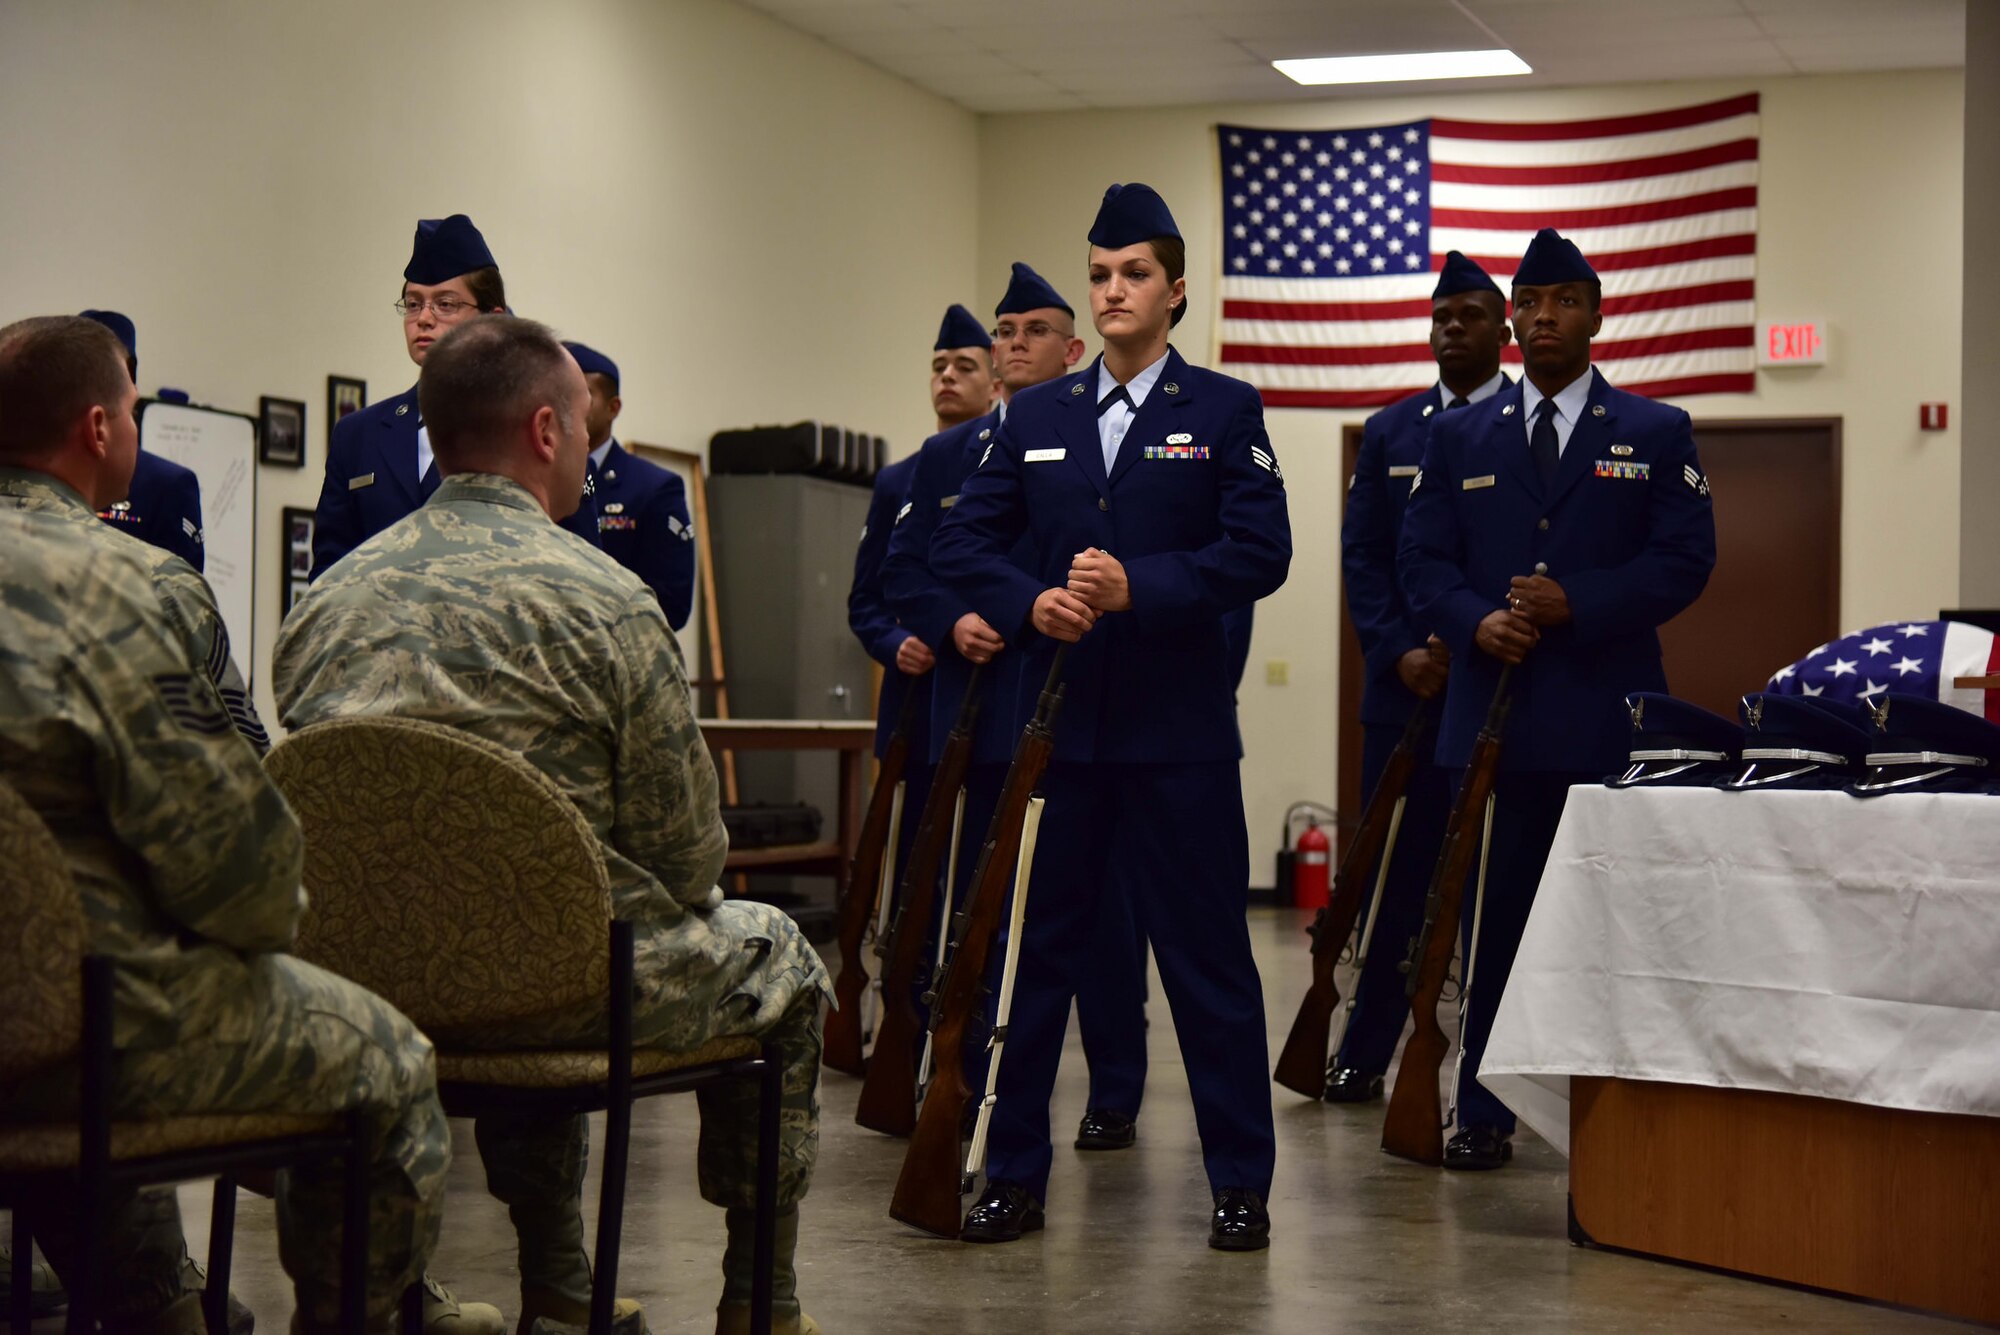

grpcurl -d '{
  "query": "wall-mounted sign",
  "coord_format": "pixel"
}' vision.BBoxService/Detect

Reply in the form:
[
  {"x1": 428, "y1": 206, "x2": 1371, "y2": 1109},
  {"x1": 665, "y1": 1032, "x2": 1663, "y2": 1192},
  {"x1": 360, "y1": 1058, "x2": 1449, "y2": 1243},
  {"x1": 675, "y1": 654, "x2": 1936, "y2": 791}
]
[{"x1": 1759, "y1": 321, "x2": 1827, "y2": 367}]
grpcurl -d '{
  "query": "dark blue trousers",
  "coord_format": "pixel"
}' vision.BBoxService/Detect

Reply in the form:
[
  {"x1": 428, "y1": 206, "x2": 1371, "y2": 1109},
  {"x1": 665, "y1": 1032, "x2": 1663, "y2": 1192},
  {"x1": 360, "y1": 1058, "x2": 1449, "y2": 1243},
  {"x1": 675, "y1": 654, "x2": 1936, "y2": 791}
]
[
  {"x1": 1334, "y1": 724, "x2": 1451, "y2": 1075},
  {"x1": 1452, "y1": 769, "x2": 1589, "y2": 1133},
  {"x1": 986, "y1": 761, "x2": 1273, "y2": 1202}
]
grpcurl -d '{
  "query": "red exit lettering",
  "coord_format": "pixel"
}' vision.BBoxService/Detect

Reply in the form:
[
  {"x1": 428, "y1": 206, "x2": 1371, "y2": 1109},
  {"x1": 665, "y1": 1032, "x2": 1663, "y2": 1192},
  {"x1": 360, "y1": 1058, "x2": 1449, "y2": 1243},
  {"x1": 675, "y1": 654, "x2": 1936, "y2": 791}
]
[{"x1": 1766, "y1": 324, "x2": 1821, "y2": 360}]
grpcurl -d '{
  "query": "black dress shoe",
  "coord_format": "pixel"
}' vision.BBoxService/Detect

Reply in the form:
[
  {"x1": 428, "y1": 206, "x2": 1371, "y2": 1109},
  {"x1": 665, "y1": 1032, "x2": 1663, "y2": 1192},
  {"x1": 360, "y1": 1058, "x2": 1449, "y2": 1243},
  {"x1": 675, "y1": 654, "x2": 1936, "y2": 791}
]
[
  {"x1": 960, "y1": 1180, "x2": 1045, "y2": 1243},
  {"x1": 1322, "y1": 1067, "x2": 1385, "y2": 1104},
  {"x1": 1443, "y1": 1125, "x2": 1514, "y2": 1171},
  {"x1": 1207, "y1": 1188, "x2": 1270, "y2": 1251},
  {"x1": 1073, "y1": 1108, "x2": 1137, "y2": 1150}
]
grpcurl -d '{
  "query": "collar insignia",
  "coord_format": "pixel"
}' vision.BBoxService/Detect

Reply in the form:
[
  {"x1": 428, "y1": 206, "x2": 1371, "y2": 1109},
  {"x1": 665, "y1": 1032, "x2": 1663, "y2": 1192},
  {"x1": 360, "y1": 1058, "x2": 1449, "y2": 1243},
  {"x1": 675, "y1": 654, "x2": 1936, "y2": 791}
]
[
  {"x1": 1592, "y1": 404, "x2": 1608, "y2": 418},
  {"x1": 395, "y1": 403, "x2": 409, "y2": 417}
]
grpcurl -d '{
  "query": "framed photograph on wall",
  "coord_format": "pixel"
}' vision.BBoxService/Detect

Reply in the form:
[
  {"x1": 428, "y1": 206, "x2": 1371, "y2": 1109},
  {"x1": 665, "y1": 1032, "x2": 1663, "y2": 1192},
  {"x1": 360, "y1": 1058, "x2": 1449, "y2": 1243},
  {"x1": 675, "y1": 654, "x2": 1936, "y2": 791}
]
[
  {"x1": 327, "y1": 375, "x2": 366, "y2": 445},
  {"x1": 259, "y1": 395, "x2": 307, "y2": 469},
  {"x1": 281, "y1": 506, "x2": 315, "y2": 616}
]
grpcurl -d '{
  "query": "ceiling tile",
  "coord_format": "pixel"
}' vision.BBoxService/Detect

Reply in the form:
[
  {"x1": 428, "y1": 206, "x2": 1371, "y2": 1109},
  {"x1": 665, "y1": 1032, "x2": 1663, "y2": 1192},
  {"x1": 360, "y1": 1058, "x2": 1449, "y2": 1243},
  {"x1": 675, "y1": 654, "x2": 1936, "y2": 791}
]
[{"x1": 730, "y1": 0, "x2": 1966, "y2": 114}]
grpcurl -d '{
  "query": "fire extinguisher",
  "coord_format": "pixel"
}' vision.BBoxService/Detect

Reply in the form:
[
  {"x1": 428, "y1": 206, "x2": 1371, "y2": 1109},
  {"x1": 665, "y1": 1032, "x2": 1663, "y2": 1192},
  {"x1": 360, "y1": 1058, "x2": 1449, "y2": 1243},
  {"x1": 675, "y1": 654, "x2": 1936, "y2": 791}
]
[{"x1": 1293, "y1": 816, "x2": 1331, "y2": 910}]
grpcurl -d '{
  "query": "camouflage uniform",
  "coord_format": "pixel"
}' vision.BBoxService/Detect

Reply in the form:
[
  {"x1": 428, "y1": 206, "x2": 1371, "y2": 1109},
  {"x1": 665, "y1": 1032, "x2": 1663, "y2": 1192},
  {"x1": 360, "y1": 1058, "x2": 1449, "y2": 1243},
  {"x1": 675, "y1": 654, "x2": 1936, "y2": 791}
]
[
  {"x1": 274, "y1": 472, "x2": 829, "y2": 1308},
  {"x1": 0, "y1": 468, "x2": 448, "y2": 1327}
]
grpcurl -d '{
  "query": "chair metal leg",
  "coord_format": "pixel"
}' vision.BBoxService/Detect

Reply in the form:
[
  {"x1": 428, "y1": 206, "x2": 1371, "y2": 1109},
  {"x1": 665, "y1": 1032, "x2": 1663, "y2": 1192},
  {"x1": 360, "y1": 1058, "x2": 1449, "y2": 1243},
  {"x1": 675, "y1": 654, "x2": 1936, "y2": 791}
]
[
  {"x1": 752, "y1": 1046, "x2": 781, "y2": 1335},
  {"x1": 72, "y1": 958, "x2": 116, "y2": 1335},
  {"x1": 342, "y1": 1110, "x2": 370, "y2": 1335},
  {"x1": 590, "y1": 921, "x2": 637, "y2": 1335},
  {"x1": 206, "y1": 1178, "x2": 238, "y2": 1335},
  {"x1": 11, "y1": 1206, "x2": 34, "y2": 1335}
]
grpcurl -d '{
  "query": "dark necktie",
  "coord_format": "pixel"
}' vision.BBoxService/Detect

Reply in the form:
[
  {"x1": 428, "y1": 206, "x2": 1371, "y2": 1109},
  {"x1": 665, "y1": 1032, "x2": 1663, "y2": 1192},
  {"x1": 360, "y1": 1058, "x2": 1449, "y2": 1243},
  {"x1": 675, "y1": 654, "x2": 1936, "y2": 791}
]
[
  {"x1": 1531, "y1": 399, "x2": 1560, "y2": 487},
  {"x1": 1446, "y1": 396, "x2": 1469, "y2": 411},
  {"x1": 1097, "y1": 385, "x2": 1134, "y2": 417}
]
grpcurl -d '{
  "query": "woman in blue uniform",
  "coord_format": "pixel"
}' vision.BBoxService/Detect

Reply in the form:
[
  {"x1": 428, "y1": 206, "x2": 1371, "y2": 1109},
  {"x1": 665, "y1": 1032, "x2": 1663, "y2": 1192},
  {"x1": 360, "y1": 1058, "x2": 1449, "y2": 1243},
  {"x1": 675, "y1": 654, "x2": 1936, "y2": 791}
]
[{"x1": 931, "y1": 183, "x2": 1291, "y2": 1250}]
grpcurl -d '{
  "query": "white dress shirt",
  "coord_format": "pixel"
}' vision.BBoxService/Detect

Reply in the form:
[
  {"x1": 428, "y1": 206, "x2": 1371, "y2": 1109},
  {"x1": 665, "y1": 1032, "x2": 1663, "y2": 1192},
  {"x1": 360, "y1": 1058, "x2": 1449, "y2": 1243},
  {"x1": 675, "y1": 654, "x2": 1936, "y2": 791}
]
[
  {"x1": 1094, "y1": 350, "x2": 1171, "y2": 473},
  {"x1": 415, "y1": 423, "x2": 433, "y2": 487},
  {"x1": 1518, "y1": 368, "x2": 1594, "y2": 458}
]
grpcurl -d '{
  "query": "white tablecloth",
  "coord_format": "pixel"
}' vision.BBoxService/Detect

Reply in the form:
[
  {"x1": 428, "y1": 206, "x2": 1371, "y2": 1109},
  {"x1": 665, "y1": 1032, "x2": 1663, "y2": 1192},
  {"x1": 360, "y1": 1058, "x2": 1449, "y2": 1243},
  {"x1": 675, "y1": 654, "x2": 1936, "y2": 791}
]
[{"x1": 1480, "y1": 786, "x2": 2000, "y2": 1155}]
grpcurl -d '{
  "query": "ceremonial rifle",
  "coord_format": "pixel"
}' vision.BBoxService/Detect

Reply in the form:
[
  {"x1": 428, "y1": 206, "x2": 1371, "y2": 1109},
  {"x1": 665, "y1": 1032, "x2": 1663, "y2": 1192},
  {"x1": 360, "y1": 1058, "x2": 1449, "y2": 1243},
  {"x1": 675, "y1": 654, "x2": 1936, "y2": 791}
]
[
  {"x1": 1272, "y1": 698, "x2": 1433, "y2": 1098},
  {"x1": 855, "y1": 667, "x2": 984, "y2": 1134},
  {"x1": 890, "y1": 648, "x2": 1067, "y2": 1238},
  {"x1": 825, "y1": 683, "x2": 922, "y2": 1076},
  {"x1": 1381, "y1": 664, "x2": 1514, "y2": 1165}
]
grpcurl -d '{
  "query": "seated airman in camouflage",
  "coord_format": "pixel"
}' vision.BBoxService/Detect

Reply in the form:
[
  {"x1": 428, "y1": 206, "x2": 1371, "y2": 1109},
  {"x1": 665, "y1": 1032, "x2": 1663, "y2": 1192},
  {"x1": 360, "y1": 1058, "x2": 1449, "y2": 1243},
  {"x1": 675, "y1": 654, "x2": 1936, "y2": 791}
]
[
  {"x1": 274, "y1": 315, "x2": 832, "y2": 1335},
  {"x1": 0, "y1": 314, "x2": 491, "y2": 1332}
]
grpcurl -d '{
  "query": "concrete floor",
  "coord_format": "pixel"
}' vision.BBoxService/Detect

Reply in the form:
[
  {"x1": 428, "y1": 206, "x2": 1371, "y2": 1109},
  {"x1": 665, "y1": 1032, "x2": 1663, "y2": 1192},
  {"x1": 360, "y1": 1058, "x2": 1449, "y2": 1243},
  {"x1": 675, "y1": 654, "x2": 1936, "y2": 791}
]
[{"x1": 24, "y1": 906, "x2": 1973, "y2": 1332}]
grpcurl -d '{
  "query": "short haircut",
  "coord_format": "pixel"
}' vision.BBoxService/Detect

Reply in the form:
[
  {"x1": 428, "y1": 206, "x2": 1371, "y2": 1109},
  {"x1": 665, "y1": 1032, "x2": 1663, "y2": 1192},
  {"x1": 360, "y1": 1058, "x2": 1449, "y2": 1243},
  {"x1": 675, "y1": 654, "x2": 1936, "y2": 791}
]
[
  {"x1": 418, "y1": 315, "x2": 578, "y2": 468},
  {"x1": 396, "y1": 265, "x2": 508, "y2": 313},
  {"x1": 0, "y1": 315, "x2": 130, "y2": 462}
]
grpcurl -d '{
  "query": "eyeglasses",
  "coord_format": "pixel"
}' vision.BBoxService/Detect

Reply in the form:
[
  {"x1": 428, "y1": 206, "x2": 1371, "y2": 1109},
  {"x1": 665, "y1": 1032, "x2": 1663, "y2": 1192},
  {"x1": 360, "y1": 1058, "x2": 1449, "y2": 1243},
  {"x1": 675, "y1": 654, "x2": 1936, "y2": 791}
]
[
  {"x1": 394, "y1": 296, "x2": 480, "y2": 320},
  {"x1": 991, "y1": 321, "x2": 1064, "y2": 342}
]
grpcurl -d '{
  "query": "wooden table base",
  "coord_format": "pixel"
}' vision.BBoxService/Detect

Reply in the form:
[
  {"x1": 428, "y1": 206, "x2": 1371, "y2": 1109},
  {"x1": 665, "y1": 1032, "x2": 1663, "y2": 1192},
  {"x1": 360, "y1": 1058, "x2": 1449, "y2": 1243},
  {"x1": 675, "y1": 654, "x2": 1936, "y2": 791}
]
[{"x1": 1570, "y1": 1076, "x2": 2000, "y2": 1325}]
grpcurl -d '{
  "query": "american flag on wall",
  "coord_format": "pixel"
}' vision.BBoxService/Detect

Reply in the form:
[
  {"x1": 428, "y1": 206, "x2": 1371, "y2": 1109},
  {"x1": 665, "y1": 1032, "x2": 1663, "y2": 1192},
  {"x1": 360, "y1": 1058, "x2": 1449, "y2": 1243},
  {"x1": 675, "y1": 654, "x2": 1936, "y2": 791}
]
[{"x1": 1217, "y1": 93, "x2": 1759, "y2": 408}]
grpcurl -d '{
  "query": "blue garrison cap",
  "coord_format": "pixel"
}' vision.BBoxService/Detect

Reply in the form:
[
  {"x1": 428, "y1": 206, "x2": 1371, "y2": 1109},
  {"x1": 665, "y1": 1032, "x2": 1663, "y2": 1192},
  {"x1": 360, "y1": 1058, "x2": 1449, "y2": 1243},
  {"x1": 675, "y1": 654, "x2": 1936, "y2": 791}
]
[
  {"x1": 404, "y1": 214, "x2": 497, "y2": 285},
  {"x1": 79, "y1": 309, "x2": 136, "y2": 363},
  {"x1": 1851, "y1": 693, "x2": 2000, "y2": 796},
  {"x1": 1726, "y1": 692, "x2": 1874, "y2": 790},
  {"x1": 1432, "y1": 251, "x2": 1503, "y2": 301},
  {"x1": 1513, "y1": 227, "x2": 1598, "y2": 288},
  {"x1": 1609, "y1": 692, "x2": 1740, "y2": 787},
  {"x1": 563, "y1": 341, "x2": 619, "y2": 389},
  {"x1": 934, "y1": 304, "x2": 990, "y2": 352},
  {"x1": 996, "y1": 262, "x2": 1071, "y2": 318},
  {"x1": 1087, "y1": 183, "x2": 1181, "y2": 248}
]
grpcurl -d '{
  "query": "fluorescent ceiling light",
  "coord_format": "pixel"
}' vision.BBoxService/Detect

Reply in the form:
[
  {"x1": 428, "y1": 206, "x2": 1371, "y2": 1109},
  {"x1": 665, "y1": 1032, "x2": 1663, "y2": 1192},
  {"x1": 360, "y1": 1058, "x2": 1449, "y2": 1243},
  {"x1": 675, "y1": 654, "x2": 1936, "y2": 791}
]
[{"x1": 1274, "y1": 49, "x2": 1532, "y2": 86}]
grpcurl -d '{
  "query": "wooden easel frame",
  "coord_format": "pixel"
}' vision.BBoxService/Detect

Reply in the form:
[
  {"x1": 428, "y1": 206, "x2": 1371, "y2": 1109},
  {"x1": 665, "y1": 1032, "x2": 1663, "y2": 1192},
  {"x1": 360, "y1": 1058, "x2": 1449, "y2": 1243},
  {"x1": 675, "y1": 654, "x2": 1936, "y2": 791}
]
[{"x1": 629, "y1": 442, "x2": 739, "y2": 806}]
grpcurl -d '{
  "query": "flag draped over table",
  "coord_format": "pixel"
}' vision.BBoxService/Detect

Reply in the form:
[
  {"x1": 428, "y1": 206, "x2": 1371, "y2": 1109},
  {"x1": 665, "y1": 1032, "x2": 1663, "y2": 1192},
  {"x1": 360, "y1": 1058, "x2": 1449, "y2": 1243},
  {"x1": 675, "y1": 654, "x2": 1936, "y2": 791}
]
[
  {"x1": 1216, "y1": 93, "x2": 1759, "y2": 408},
  {"x1": 1765, "y1": 620, "x2": 2000, "y2": 723}
]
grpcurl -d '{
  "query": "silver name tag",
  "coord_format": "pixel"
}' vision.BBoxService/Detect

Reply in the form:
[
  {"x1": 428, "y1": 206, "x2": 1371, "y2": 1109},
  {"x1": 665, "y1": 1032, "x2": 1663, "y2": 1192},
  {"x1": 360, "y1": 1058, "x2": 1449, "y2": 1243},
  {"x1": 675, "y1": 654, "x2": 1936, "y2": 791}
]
[
  {"x1": 1025, "y1": 449, "x2": 1066, "y2": 462},
  {"x1": 1462, "y1": 474, "x2": 1496, "y2": 490}
]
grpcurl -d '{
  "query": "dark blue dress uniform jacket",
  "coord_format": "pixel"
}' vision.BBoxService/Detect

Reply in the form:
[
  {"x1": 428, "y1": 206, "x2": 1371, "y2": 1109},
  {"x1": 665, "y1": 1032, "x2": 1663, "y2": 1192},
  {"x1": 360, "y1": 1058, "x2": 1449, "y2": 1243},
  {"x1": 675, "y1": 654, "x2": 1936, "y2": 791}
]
[
  {"x1": 881, "y1": 408, "x2": 1027, "y2": 768},
  {"x1": 590, "y1": 440, "x2": 696, "y2": 631},
  {"x1": 312, "y1": 384, "x2": 600, "y2": 576},
  {"x1": 1345, "y1": 384, "x2": 1503, "y2": 728},
  {"x1": 103, "y1": 450, "x2": 205, "y2": 572},
  {"x1": 931, "y1": 348, "x2": 1291, "y2": 762},
  {"x1": 849, "y1": 454, "x2": 932, "y2": 762},
  {"x1": 1398, "y1": 368, "x2": 1716, "y2": 774},
  {"x1": 311, "y1": 385, "x2": 432, "y2": 577}
]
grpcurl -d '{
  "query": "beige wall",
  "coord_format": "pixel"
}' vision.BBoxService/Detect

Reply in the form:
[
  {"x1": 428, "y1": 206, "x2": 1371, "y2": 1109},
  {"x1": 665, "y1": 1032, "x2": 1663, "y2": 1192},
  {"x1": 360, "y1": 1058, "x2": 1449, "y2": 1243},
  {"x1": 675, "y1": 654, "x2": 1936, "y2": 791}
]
[
  {"x1": 978, "y1": 70, "x2": 1964, "y2": 873},
  {"x1": 0, "y1": 0, "x2": 981, "y2": 728},
  {"x1": 1963, "y1": 4, "x2": 2000, "y2": 605},
  {"x1": 1, "y1": 6, "x2": 1969, "y2": 884}
]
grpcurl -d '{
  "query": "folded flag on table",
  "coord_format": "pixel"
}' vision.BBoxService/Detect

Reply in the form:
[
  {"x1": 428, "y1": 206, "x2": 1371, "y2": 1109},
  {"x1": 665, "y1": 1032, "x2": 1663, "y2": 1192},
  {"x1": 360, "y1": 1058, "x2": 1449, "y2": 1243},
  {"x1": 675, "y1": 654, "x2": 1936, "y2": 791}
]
[{"x1": 1765, "y1": 620, "x2": 2000, "y2": 721}]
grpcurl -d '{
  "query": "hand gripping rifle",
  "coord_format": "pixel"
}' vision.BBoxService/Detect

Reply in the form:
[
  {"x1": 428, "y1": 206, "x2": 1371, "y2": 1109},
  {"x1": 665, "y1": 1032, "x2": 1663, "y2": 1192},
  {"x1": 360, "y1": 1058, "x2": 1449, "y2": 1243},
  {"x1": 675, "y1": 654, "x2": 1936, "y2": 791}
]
[
  {"x1": 854, "y1": 667, "x2": 984, "y2": 1134},
  {"x1": 890, "y1": 648, "x2": 1067, "y2": 1238},
  {"x1": 825, "y1": 684, "x2": 922, "y2": 1076},
  {"x1": 1381, "y1": 664, "x2": 1514, "y2": 1165},
  {"x1": 1272, "y1": 698, "x2": 1434, "y2": 1098}
]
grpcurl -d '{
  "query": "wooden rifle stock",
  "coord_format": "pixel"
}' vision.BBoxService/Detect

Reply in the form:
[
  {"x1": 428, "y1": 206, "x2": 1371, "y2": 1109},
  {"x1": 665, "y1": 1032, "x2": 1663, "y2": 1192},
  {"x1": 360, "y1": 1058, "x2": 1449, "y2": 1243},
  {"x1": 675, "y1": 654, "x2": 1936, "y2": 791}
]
[
  {"x1": 1381, "y1": 666, "x2": 1513, "y2": 1165},
  {"x1": 1272, "y1": 699, "x2": 1433, "y2": 1098},
  {"x1": 825, "y1": 684, "x2": 922, "y2": 1075},
  {"x1": 890, "y1": 648, "x2": 1068, "y2": 1237},
  {"x1": 855, "y1": 667, "x2": 985, "y2": 1134}
]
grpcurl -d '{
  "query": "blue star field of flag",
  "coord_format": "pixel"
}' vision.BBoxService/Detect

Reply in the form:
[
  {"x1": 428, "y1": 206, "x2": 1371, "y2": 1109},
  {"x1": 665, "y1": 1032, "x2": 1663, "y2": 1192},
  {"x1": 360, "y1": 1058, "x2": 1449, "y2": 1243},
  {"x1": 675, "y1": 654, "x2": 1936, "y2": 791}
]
[
  {"x1": 1768, "y1": 621, "x2": 1943, "y2": 703},
  {"x1": 1219, "y1": 121, "x2": 1432, "y2": 279}
]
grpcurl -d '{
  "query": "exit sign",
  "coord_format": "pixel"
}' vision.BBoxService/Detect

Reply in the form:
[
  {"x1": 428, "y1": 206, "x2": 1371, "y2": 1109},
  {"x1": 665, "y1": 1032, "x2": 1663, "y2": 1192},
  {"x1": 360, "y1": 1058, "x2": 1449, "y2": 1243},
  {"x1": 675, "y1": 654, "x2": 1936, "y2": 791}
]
[{"x1": 1759, "y1": 320, "x2": 1828, "y2": 366}]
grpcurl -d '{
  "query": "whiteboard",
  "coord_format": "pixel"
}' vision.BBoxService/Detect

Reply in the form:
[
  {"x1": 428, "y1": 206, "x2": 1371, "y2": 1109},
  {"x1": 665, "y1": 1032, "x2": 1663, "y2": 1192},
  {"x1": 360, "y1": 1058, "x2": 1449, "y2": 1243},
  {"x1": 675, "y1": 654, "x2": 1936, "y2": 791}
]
[{"x1": 139, "y1": 400, "x2": 257, "y2": 687}]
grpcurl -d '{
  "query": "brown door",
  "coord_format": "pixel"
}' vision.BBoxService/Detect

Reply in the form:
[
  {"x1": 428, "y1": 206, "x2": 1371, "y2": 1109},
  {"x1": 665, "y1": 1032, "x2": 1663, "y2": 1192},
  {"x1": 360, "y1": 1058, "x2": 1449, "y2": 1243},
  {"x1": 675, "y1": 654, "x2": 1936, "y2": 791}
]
[
  {"x1": 1335, "y1": 418, "x2": 1842, "y2": 853},
  {"x1": 1658, "y1": 420, "x2": 1842, "y2": 714}
]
